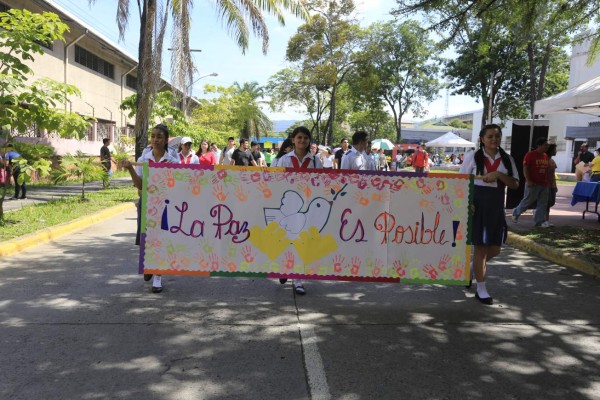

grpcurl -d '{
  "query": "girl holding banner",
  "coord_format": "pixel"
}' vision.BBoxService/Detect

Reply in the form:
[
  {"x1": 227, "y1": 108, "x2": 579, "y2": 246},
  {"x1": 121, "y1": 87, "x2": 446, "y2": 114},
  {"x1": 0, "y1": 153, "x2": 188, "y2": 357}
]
[
  {"x1": 275, "y1": 126, "x2": 323, "y2": 295},
  {"x1": 124, "y1": 124, "x2": 180, "y2": 293},
  {"x1": 459, "y1": 124, "x2": 519, "y2": 305}
]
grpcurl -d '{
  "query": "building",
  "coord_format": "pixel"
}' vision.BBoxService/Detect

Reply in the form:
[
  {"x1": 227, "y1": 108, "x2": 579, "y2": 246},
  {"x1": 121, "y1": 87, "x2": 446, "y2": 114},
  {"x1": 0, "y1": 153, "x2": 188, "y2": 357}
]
[{"x1": 1, "y1": 0, "x2": 185, "y2": 155}]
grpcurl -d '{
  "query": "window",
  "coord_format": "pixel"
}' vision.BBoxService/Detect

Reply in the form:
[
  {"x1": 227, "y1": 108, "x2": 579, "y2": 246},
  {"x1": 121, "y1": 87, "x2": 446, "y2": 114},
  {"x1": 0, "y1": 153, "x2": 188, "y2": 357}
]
[
  {"x1": 505, "y1": 136, "x2": 512, "y2": 150},
  {"x1": 74, "y1": 45, "x2": 114, "y2": 79},
  {"x1": 126, "y1": 74, "x2": 137, "y2": 89}
]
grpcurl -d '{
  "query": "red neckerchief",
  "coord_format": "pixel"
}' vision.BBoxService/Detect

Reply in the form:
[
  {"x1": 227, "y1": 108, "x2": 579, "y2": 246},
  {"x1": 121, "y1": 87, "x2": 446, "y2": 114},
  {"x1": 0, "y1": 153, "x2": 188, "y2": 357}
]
[
  {"x1": 290, "y1": 155, "x2": 311, "y2": 169},
  {"x1": 484, "y1": 156, "x2": 502, "y2": 173},
  {"x1": 179, "y1": 153, "x2": 192, "y2": 164}
]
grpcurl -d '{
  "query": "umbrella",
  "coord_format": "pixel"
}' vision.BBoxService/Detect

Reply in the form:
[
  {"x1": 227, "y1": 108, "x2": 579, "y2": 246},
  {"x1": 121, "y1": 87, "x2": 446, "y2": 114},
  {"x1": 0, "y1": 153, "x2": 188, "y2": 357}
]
[{"x1": 371, "y1": 138, "x2": 395, "y2": 150}]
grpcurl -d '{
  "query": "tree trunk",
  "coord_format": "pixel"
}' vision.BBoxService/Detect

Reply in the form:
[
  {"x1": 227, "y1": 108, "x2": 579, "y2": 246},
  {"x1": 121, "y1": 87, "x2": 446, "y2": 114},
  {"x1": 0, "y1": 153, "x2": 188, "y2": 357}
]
[
  {"x1": 133, "y1": 0, "x2": 156, "y2": 160},
  {"x1": 527, "y1": 42, "x2": 537, "y2": 118}
]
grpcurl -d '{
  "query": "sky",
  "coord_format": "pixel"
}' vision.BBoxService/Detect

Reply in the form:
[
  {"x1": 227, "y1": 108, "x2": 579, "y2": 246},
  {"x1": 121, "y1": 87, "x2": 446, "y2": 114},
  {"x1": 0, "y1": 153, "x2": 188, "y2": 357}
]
[{"x1": 52, "y1": 0, "x2": 482, "y2": 122}]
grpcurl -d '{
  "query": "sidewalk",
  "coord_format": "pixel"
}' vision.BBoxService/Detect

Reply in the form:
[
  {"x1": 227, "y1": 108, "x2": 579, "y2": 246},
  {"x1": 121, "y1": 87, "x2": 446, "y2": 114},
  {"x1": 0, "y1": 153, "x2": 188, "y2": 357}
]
[{"x1": 2, "y1": 177, "x2": 132, "y2": 213}]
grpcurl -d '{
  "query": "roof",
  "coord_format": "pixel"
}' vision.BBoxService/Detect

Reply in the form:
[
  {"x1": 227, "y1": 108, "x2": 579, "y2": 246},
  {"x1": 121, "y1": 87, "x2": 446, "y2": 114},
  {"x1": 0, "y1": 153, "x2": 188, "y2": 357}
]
[{"x1": 534, "y1": 74, "x2": 600, "y2": 116}]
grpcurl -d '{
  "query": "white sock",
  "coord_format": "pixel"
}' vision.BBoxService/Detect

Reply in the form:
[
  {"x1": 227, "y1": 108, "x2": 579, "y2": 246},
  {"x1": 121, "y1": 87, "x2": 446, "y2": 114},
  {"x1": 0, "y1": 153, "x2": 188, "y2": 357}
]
[
  {"x1": 476, "y1": 282, "x2": 490, "y2": 299},
  {"x1": 152, "y1": 275, "x2": 162, "y2": 288}
]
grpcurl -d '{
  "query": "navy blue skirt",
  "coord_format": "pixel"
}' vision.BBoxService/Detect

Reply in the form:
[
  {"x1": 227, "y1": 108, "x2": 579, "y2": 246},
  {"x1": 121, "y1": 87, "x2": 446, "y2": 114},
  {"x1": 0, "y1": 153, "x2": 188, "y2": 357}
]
[{"x1": 472, "y1": 185, "x2": 507, "y2": 246}]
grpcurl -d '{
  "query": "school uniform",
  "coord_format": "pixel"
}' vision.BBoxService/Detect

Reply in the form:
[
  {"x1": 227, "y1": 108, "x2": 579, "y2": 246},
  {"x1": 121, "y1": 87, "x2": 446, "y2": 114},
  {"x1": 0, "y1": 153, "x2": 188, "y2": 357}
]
[
  {"x1": 277, "y1": 151, "x2": 323, "y2": 169},
  {"x1": 135, "y1": 149, "x2": 180, "y2": 245},
  {"x1": 460, "y1": 150, "x2": 519, "y2": 246},
  {"x1": 274, "y1": 151, "x2": 322, "y2": 295}
]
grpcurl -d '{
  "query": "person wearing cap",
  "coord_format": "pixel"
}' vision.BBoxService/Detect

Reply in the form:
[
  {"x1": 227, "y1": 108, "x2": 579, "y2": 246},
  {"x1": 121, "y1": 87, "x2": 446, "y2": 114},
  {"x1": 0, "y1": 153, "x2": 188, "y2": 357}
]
[
  {"x1": 179, "y1": 136, "x2": 199, "y2": 165},
  {"x1": 511, "y1": 137, "x2": 551, "y2": 228},
  {"x1": 196, "y1": 139, "x2": 216, "y2": 165},
  {"x1": 231, "y1": 138, "x2": 257, "y2": 166},
  {"x1": 219, "y1": 137, "x2": 237, "y2": 165}
]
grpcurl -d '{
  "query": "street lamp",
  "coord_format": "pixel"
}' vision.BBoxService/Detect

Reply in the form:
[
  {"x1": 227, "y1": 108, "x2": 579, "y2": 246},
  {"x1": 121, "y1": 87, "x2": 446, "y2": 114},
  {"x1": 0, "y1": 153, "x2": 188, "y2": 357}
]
[
  {"x1": 184, "y1": 72, "x2": 218, "y2": 116},
  {"x1": 488, "y1": 71, "x2": 502, "y2": 124}
]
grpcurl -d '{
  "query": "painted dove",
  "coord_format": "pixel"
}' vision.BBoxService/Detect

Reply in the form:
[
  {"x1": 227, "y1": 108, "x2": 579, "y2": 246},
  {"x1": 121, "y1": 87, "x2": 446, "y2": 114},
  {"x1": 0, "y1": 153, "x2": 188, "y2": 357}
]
[{"x1": 264, "y1": 190, "x2": 333, "y2": 239}]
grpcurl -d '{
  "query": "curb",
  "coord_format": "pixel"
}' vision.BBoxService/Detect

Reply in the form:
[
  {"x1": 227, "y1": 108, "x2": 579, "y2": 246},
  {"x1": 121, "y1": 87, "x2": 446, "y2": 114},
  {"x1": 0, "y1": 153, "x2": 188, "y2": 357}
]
[
  {"x1": 507, "y1": 231, "x2": 600, "y2": 278},
  {"x1": 0, "y1": 202, "x2": 135, "y2": 258}
]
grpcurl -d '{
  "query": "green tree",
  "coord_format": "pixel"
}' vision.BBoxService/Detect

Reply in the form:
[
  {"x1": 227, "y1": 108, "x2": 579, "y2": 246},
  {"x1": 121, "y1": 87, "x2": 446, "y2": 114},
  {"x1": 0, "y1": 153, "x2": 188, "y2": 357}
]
[
  {"x1": 359, "y1": 20, "x2": 440, "y2": 142},
  {"x1": 233, "y1": 81, "x2": 273, "y2": 139},
  {"x1": 394, "y1": 0, "x2": 594, "y2": 122},
  {"x1": 120, "y1": 90, "x2": 190, "y2": 139},
  {"x1": 0, "y1": 9, "x2": 89, "y2": 224},
  {"x1": 92, "y1": 0, "x2": 308, "y2": 160},
  {"x1": 267, "y1": 68, "x2": 332, "y2": 142},
  {"x1": 0, "y1": 9, "x2": 89, "y2": 137},
  {"x1": 286, "y1": 0, "x2": 362, "y2": 145},
  {"x1": 52, "y1": 151, "x2": 107, "y2": 200}
]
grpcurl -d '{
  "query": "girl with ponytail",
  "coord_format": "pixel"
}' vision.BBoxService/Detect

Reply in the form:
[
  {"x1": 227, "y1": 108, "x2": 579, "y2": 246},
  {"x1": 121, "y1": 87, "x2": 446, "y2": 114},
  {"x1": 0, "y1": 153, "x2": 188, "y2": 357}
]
[{"x1": 459, "y1": 124, "x2": 519, "y2": 305}]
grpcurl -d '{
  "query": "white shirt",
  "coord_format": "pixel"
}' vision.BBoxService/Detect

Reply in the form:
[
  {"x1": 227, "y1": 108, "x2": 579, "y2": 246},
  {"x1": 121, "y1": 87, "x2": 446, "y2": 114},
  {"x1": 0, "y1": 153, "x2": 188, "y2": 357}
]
[
  {"x1": 322, "y1": 154, "x2": 334, "y2": 168},
  {"x1": 212, "y1": 150, "x2": 221, "y2": 162},
  {"x1": 178, "y1": 151, "x2": 200, "y2": 165},
  {"x1": 136, "y1": 148, "x2": 180, "y2": 176},
  {"x1": 459, "y1": 149, "x2": 519, "y2": 188},
  {"x1": 277, "y1": 152, "x2": 323, "y2": 169},
  {"x1": 340, "y1": 147, "x2": 357, "y2": 170},
  {"x1": 221, "y1": 146, "x2": 236, "y2": 165}
]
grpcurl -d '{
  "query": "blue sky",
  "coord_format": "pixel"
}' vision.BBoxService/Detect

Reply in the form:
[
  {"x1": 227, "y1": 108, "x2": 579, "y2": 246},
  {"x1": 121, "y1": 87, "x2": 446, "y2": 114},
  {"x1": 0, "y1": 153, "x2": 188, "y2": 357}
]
[{"x1": 52, "y1": 0, "x2": 481, "y2": 121}]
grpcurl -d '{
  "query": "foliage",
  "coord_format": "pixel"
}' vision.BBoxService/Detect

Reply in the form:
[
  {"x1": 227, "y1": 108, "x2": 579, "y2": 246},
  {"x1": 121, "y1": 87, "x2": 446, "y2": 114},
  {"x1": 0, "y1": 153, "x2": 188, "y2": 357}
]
[
  {"x1": 52, "y1": 151, "x2": 107, "y2": 200},
  {"x1": 190, "y1": 83, "x2": 273, "y2": 143},
  {"x1": 120, "y1": 91, "x2": 190, "y2": 138},
  {"x1": 267, "y1": 68, "x2": 332, "y2": 142},
  {"x1": 94, "y1": 0, "x2": 309, "y2": 160},
  {"x1": 357, "y1": 20, "x2": 440, "y2": 142},
  {"x1": 232, "y1": 81, "x2": 273, "y2": 139},
  {"x1": 0, "y1": 9, "x2": 90, "y2": 138},
  {"x1": 285, "y1": 0, "x2": 363, "y2": 145},
  {"x1": 447, "y1": 118, "x2": 467, "y2": 129},
  {"x1": 394, "y1": 0, "x2": 593, "y2": 123}
]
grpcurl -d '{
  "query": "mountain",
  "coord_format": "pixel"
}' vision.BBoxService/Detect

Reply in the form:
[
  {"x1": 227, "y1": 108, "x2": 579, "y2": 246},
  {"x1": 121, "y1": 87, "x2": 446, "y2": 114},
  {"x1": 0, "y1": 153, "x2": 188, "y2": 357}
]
[{"x1": 272, "y1": 120, "x2": 297, "y2": 133}]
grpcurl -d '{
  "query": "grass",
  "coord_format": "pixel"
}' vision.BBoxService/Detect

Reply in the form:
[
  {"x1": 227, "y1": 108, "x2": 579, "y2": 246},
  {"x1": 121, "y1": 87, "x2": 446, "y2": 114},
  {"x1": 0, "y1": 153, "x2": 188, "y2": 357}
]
[
  {"x1": 0, "y1": 186, "x2": 137, "y2": 241},
  {"x1": 517, "y1": 226, "x2": 600, "y2": 264}
]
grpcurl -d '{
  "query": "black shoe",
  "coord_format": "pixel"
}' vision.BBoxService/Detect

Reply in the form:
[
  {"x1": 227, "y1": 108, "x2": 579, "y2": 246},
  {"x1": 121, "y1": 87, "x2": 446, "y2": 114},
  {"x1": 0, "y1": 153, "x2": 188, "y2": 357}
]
[
  {"x1": 151, "y1": 286, "x2": 163, "y2": 293},
  {"x1": 143, "y1": 274, "x2": 153, "y2": 281},
  {"x1": 19, "y1": 196, "x2": 26, "y2": 199},
  {"x1": 8, "y1": 197, "x2": 18, "y2": 201},
  {"x1": 279, "y1": 278, "x2": 288, "y2": 284},
  {"x1": 475, "y1": 293, "x2": 493, "y2": 305},
  {"x1": 294, "y1": 284, "x2": 306, "y2": 295}
]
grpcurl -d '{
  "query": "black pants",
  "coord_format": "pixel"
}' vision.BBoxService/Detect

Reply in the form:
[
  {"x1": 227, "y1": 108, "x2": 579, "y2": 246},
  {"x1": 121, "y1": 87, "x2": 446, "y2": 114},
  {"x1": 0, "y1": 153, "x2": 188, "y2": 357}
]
[{"x1": 12, "y1": 166, "x2": 26, "y2": 198}]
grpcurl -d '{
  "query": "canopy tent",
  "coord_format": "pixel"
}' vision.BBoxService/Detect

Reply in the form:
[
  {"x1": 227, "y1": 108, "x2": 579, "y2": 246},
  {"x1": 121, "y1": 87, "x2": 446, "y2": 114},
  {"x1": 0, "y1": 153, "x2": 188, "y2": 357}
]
[
  {"x1": 534, "y1": 75, "x2": 600, "y2": 115},
  {"x1": 425, "y1": 132, "x2": 476, "y2": 148}
]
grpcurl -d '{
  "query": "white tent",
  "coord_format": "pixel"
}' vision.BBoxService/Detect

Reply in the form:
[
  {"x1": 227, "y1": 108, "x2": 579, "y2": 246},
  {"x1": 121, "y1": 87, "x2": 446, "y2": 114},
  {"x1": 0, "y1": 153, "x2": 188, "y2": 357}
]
[
  {"x1": 534, "y1": 75, "x2": 600, "y2": 115},
  {"x1": 425, "y1": 132, "x2": 476, "y2": 148}
]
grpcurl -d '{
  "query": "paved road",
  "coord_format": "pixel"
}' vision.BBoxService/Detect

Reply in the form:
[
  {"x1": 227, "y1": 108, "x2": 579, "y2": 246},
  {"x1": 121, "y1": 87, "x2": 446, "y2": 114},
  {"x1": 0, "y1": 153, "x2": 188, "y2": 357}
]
[{"x1": 1, "y1": 208, "x2": 599, "y2": 400}]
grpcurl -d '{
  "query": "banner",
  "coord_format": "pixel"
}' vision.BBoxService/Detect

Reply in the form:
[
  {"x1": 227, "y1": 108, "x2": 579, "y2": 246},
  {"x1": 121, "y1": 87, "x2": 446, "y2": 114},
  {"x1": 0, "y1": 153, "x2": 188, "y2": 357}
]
[{"x1": 140, "y1": 165, "x2": 472, "y2": 285}]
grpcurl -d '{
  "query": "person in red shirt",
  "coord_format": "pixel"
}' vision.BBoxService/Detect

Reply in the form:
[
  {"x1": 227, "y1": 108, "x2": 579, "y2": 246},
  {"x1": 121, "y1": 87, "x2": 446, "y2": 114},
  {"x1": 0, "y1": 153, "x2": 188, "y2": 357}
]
[
  {"x1": 413, "y1": 144, "x2": 429, "y2": 173},
  {"x1": 511, "y1": 137, "x2": 551, "y2": 228},
  {"x1": 196, "y1": 139, "x2": 216, "y2": 166}
]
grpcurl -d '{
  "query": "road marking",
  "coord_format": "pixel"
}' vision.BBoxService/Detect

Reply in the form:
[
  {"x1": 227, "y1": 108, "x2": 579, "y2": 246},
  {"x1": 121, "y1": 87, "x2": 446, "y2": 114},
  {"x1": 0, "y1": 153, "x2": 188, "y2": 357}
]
[{"x1": 299, "y1": 323, "x2": 331, "y2": 400}]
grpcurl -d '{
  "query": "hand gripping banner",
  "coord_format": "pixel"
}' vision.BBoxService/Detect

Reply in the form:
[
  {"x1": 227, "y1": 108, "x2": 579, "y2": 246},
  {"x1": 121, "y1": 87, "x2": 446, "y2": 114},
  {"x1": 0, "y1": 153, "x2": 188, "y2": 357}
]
[{"x1": 139, "y1": 164, "x2": 473, "y2": 285}]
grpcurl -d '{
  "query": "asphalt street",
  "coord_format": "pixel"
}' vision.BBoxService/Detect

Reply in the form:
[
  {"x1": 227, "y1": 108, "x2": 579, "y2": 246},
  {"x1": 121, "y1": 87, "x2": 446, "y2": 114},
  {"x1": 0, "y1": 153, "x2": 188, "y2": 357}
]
[{"x1": 1, "y1": 208, "x2": 599, "y2": 400}]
